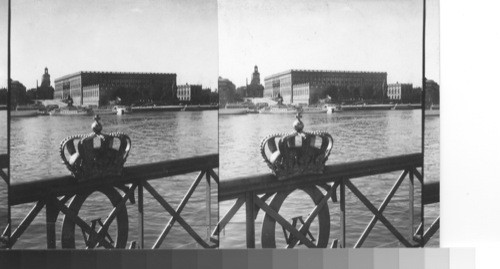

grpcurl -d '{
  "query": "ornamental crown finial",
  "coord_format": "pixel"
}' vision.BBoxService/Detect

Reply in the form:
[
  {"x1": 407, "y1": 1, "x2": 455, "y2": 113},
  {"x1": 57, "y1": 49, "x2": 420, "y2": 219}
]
[
  {"x1": 60, "y1": 115, "x2": 131, "y2": 181},
  {"x1": 260, "y1": 113, "x2": 333, "y2": 180}
]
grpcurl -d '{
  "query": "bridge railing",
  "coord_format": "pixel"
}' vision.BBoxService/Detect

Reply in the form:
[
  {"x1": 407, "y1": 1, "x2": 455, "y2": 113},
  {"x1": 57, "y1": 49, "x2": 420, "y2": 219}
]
[
  {"x1": 0, "y1": 154, "x2": 7, "y2": 184},
  {"x1": 8, "y1": 154, "x2": 219, "y2": 249},
  {"x1": 218, "y1": 153, "x2": 437, "y2": 248}
]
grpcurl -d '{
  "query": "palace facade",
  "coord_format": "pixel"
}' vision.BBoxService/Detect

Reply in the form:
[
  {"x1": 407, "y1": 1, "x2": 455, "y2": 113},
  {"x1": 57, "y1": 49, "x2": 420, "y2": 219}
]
[
  {"x1": 54, "y1": 71, "x2": 177, "y2": 107},
  {"x1": 263, "y1": 69, "x2": 387, "y2": 105}
]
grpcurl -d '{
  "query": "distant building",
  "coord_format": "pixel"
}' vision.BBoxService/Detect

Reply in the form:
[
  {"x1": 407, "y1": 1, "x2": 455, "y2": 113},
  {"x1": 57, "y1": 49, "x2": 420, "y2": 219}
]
[
  {"x1": 33, "y1": 67, "x2": 54, "y2": 100},
  {"x1": 41, "y1": 67, "x2": 51, "y2": 88},
  {"x1": 54, "y1": 71, "x2": 177, "y2": 107},
  {"x1": 218, "y1": 76, "x2": 236, "y2": 106},
  {"x1": 387, "y1": 83, "x2": 418, "y2": 103},
  {"x1": 245, "y1": 66, "x2": 264, "y2": 97},
  {"x1": 176, "y1": 84, "x2": 202, "y2": 104},
  {"x1": 264, "y1": 69, "x2": 387, "y2": 105},
  {"x1": 425, "y1": 79, "x2": 440, "y2": 108}
]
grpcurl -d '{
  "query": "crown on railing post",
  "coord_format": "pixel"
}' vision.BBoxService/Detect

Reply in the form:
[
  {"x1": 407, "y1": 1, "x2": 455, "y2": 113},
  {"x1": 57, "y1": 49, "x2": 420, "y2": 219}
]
[
  {"x1": 60, "y1": 115, "x2": 131, "y2": 181},
  {"x1": 260, "y1": 110, "x2": 334, "y2": 180}
]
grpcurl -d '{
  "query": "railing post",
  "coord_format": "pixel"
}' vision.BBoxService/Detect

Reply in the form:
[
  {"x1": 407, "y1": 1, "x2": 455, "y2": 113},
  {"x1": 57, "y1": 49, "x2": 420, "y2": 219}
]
[
  {"x1": 138, "y1": 181, "x2": 144, "y2": 249},
  {"x1": 45, "y1": 199, "x2": 57, "y2": 249},
  {"x1": 206, "y1": 170, "x2": 212, "y2": 240},
  {"x1": 245, "y1": 192, "x2": 255, "y2": 248},
  {"x1": 408, "y1": 169, "x2": 414, "y2": 239},
  {"x1": 339, "y1": 179, "x2": 346, "y2": 248}
]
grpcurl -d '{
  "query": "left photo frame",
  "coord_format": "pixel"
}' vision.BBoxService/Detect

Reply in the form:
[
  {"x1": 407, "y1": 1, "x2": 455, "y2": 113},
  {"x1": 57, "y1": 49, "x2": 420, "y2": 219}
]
[{"x1": 5, "y1": 0, "x2": 219, "y2": 249}]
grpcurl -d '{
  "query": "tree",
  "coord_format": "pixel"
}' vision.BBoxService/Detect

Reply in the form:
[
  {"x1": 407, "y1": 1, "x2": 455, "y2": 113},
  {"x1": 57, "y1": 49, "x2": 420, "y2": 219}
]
[{"x1": 0, "y1": 88, "x2": 7, "y2": 104}]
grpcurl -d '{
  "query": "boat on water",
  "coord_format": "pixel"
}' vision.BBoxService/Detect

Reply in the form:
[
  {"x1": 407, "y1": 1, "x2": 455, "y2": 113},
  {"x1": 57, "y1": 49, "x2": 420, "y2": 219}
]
[
  {"x1": 49, "y1": 106, "x2": 93, "y2": 116},
  {"x1": 11, "y1": 106, "x2": 40, "y2": 117},
  {"x1": 133, "y1": 105, "x2": 184, "y2": 112},
  {"x1": 340, "y1": 104, "x2": 395, "y2": 111},
  {"x1": 259, "y1": 106, "x2": 297, "y2": 114},
  {"x1": 300, "y1": 106, "x2": 327, "y2": 114},
  {"x1": 219, "y1": 104, "x2": 248, "y2": 115},
  {"x1": 113, "y1": 105, "x2": 132, "y2": 115}
]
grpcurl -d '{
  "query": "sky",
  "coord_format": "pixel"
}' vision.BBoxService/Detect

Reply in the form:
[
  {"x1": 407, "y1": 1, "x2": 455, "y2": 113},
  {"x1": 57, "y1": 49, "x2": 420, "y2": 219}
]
[
  {"x1": 3, "y1": 0, "x2": 439, "y2": 90},
  {"x1": 7, "y1": 0, "x2": 218, "y2": 89},
  {"x1": 219, "y1": 0, "x2": 440, "y2": 88}
]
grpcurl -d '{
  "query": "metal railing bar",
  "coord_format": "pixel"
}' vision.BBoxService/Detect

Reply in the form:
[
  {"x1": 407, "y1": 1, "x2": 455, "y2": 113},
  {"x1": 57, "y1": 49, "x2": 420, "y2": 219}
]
[
  {"x1": 0, "y1": 170, "x2": 7, "y2": 183},
  {"x1": 253, "y1": 194, "x2": 316, "y2": 248},
  {"x1": 423, "y1": 181, "x2": 439, "y2": 205},
  {"x1": 339, "y1": 180, "x2": 346, "y2": 248},
  {"x1": 354, "y1": 170, "x2": 408, "y2": 248},
  {"x1": 86, "y1": 183, "x2": 137, "y2": 249},
  {"x1": 137, "y1": 181, "x2": 144, "y2": 249},
  {"x1": 220, "y1": 153, "x2": 422, "y2": 201},
  {"x1": 10, "y1": 154, "x2": 218, "y2": 205},
  {"x1": 412, "y1": 168, "x2": 423, "y2": 183},
  {"x1": 0, "y1": 154, "x2": 7, "y2": 169},
  {"x1": 9, "y1": 201, "x2": 46, "y2": 247},
  {"x1": 409, "y1": 169, "x2": 415, "y2": 238},
  {"x1": 46, "y1": 198, "x2": 59, "y2": 249},
  {"x1": 1, "y1": 223, "x2": 10, "y2": 238},
  {"x1": 286, "y1": 182, "x2": 336, "y2": 248},
  {"x1": 422, "y1": 217, "x2": 440, "y2": 245},
  {"x1": 246, "y1": 192, "x2": 255, "y2": 248},
  {"x1": 51, "y1": 196, "x2": 114, "y2": 249},
  {"x1": 142, "y1": 181, "x2": 211, "y2": 248},
  {"x1": 207, "y1": 169, "x2": 219, "y2": 184},
  {"x1": 213, "y1": 197, "x2": 245, "y2": 237},
  {"x1": 205, "y1": 171, "x2": 212, "y2": 241},
  {"x1": 152, "y1": 171, "x2": 205, "y2": 249},
  {"x1": 344, "y1": 179, "x2": 413, "y2": 247}
]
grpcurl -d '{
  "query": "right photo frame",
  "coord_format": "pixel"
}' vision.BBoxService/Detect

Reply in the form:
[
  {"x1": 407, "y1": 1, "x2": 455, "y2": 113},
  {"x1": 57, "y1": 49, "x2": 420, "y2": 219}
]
[{"x1": 217, "y1": 0, "x2": 439, "y2": 248}]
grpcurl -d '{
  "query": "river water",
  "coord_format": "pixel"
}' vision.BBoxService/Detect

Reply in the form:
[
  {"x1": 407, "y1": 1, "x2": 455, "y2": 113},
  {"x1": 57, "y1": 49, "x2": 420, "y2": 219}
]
[
  {"x1": 1, "y1": 109, "x2": 440, "y2": 248},
  {"x1": 9, "y1": 111, "x2": 218, "y2": 249},
  {"x1": 219, "y1": 110, "x2": 425, "y2": 248}
]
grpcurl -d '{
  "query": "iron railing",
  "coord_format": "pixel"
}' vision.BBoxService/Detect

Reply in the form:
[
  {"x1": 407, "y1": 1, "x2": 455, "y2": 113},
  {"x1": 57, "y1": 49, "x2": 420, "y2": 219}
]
[
  {"x1": 0, "y1": 154, "x2": 7, "y2": 183},
  {"x1": 7, "y1": 154, "x2": 218, "y2": 249},
  {"x1": 1, "y1": 153, "x2": 8, "y2": 248},
  {"x1": 218, "y1": 153, "x2": 438, "y2": 248}
]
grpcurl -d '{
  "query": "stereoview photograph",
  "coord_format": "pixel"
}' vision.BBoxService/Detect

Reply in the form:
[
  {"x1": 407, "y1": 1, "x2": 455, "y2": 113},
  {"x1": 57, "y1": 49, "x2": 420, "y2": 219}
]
[
  {"x1": 218, "y1": 0, "x2": 439, "y2": 248},
  {"x1": 7, "y1": 0, "x2": 218, "y2": 249}
]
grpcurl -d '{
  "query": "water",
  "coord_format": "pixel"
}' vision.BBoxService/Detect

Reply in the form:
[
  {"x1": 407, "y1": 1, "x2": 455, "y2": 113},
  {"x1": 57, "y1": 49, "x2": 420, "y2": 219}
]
[
  {"x1": 219, "y1": 110, "x2": 423, "y2": 248},
  {"x1": 9, "y1": 111, "x2": 218, "y2": 249}
]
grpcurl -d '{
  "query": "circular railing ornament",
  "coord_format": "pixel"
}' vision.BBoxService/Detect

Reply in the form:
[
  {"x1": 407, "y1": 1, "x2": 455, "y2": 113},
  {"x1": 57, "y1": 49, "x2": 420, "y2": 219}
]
[{"x1": 259, "y1": 111, "x2": 334, "y2": 248}]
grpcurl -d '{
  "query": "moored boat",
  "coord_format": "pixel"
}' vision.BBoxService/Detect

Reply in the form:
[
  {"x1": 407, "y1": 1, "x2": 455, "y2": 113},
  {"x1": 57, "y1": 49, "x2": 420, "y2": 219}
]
[
  {"x1": 113, "y1": 105, "x2": 132, "y2": 115},
  {"x1": 259, "y1": 106, "x2": 297, "y2": 114},
  {"x1": 299, "y1": 106, "x2": 326, "y2": 114},
  {"x1": 219, "y1": 104, "x2": 248, "y2": 115},
  {"x1": 11, "y1": 106, "x2": 40, "y2": 117},
  {"x1": 49, "y1": 107, "x2": 93, "y2": 116}
]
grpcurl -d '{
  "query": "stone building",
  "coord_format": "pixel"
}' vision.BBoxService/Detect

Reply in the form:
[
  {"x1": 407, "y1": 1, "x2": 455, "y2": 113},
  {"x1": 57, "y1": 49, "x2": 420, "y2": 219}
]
[
  {"x1": 387, "y1": 83, "x2": 419, "y2": 103},
  {"x1": 245, "y1": 66, "x2": 264, "y2": 98},
  {"x1": 176, "y1": 84, "x2": 202, "y2": 104},
  {"x1": 54, "y1": 71, "x2": 177, "y2": 107},
  {"x1": 41, "y1": 67, "x2": 51, "y2": 88},
  {"x1": 264, "y1": 69, "x2": 387, "y2": 105}
]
